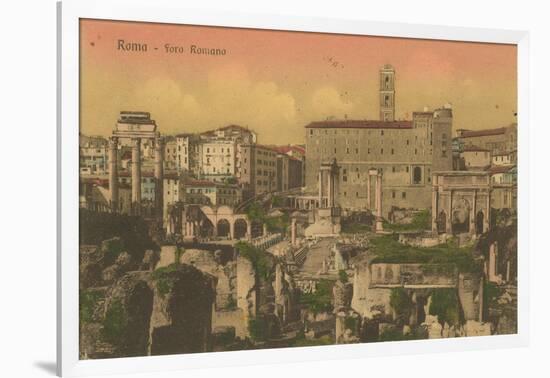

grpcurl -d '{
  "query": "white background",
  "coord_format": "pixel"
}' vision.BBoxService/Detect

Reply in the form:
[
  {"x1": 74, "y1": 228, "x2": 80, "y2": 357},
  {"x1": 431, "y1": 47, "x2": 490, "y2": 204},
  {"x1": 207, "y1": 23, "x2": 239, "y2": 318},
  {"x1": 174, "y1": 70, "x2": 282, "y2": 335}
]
[{"x1": 1, "y1": 0, "x2": 548, "y2": 377}]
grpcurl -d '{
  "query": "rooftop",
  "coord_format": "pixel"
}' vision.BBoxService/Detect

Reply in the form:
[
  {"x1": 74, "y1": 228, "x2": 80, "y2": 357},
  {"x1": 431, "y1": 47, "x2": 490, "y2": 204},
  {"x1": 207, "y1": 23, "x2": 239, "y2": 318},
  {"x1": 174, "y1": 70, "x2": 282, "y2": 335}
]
[
  {"x1": 305, "y1": 120, "x2": 413, "y2": 130},
  {"x1": 463, "y1": 145, "x2": 490, "y2": 152},
  {"x1": 460, "y1": 127, "x2": 506, "y2": 138}
]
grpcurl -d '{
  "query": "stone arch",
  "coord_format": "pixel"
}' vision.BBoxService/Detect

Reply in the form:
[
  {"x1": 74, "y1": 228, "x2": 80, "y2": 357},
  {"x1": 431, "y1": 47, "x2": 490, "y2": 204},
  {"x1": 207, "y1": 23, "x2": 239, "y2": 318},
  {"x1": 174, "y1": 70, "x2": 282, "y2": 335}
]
[
  {"x1": 476, "y1": 210, "x2": 484, "y2": 235},
  {"x1": 217, "y1": 218, "x2": 231, "y2": 238},
  {"x1": 437, "y1": 210, "x2": 447, "y2": 234},
  {"x1": 234, "y1": 218, "x2": 248, "y2": 239},
  {"x1": 452, "y1": 198, "x2": 470, "y2": 234},
  {"x1": 199, "y1": 217, "x2": 214, "y2": 237}
]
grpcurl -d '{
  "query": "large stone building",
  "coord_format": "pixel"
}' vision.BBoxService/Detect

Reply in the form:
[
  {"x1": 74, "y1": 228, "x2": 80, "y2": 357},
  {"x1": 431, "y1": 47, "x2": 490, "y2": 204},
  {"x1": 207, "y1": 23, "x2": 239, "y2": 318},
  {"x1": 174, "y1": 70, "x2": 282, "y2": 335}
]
[
  {"x1": 456, "y1": 123, "x2": 517, "y2": 155},
  {"x1": 305, "y1": 65, "x2": 453, "y2": 215},
  {"x1": 238, "y1": 144, "x2": 279, "y2": 198},
  {"x1": 79, "y1": 134, "x2": 108, "y2": 175}
]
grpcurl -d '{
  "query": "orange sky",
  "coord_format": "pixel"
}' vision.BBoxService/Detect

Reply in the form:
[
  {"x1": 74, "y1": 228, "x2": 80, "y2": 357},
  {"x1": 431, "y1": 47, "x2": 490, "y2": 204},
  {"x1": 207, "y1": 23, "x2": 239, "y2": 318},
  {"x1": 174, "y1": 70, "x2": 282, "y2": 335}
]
[{"x1": 80, "y1": 19, "x2": 517, "y2": 144}]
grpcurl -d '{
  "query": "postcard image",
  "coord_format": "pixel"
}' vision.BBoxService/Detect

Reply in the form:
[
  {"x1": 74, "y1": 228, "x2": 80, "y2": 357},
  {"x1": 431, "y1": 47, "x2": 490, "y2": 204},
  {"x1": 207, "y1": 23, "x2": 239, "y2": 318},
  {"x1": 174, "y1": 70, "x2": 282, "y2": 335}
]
[{"x1": 78, "y1": 18, "x2": 518, "y2": 359}]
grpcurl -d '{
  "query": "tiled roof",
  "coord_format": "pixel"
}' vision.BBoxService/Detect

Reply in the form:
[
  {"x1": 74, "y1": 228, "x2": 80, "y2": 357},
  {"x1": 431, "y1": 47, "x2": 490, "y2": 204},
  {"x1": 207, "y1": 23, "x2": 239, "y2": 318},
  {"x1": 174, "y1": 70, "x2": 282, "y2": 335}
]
[
  {"x1": 463, "y1": 145, "x2": 490, "y2": 152},
  {"x1": 305, "y1": 120, "x2": 413, "y2": 129},
  {"x1": 460, "y1": 128, "x2": 506, "y2": 138}
]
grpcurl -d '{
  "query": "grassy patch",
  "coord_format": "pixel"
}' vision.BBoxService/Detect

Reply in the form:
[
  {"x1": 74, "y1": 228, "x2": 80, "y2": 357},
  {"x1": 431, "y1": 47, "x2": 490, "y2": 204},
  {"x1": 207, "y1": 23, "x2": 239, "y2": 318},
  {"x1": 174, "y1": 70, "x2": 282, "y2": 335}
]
[
  {"x1": 429, "y1": 288, "x2": 460, "y2": 326},
  {"x1": 293, "y1": 334, "x2": 334, "y2": 347},
  {"x1": 341, "y1": 222, "x2": 372, "y2": 234},
  {"x1": 369, "y1": 235, "x2": 481, "y2": 274},
  {"x1": 299, "y1": 279, "x2": 334, "y2": 314},
  {"x1": 236, "y1": 242, "x2": 273, "y2": 281},
  {"x1": 390, "y1": 287, "x2": 412, "y2": 323},
  {"x1": 248, "y1": 317, "x2": 268, "y2": 342},
  {"x1": 384, "y1": 209, "x2": 431, "y2": 232},
  {"x1": 152, "y1": 264, "x2": 179, "y2": 297},
  {"x1": 266, "y1": 213, "x2": 290, "y2": 234},
  {"x1": 379, "y1": 327, "x2": 425, "y2": 342}
]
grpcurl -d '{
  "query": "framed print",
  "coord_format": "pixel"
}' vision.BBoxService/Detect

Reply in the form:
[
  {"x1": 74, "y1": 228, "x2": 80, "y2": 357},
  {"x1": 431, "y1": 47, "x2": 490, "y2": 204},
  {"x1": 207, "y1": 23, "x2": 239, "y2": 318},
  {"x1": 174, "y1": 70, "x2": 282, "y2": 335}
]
[{"x1": 57, "y1": 0, "x2": 530, "y2": 376}]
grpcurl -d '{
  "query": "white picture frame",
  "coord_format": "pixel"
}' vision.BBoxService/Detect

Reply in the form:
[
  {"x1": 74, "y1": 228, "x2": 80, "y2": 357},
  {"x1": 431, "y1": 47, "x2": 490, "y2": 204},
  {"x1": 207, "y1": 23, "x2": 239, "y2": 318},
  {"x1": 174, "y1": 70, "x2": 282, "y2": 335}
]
[{"x1": 57, "y1": 0, "x2": 530, "y2": 376}]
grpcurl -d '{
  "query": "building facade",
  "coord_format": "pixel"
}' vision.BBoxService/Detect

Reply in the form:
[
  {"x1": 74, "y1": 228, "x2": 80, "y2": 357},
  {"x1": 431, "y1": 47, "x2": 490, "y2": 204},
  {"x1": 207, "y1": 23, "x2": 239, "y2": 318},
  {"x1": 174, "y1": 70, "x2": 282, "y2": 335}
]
[
  {"x1": 456, "y1": 123, "x2": 517, "y2": 155},
  {"x1": 304, "y1": 65, "x2": 453, "y2": 215}
]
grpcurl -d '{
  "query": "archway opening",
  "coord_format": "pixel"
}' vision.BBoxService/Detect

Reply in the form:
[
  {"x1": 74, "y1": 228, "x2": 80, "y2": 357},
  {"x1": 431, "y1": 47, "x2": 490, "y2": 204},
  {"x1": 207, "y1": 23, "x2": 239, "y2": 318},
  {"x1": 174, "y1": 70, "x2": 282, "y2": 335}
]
[
  {"x1": 437, "y1": 210, "x2": 447, "y2": 234},
  {"x1": 452, "y1": 209, "x2": 470, "y2": 234},
  {"x1": 199, "y1": 218, "x2": 214, "y2": 238},
  {"x1": 217, "y1": 219, "x2": 231, "y2": 238},
  {"x1": 234, "y1": 219, "x2": 248, "y2": 239},
  {"x1": 476, "y1": 211, "x2": 484, "y2": 234}
]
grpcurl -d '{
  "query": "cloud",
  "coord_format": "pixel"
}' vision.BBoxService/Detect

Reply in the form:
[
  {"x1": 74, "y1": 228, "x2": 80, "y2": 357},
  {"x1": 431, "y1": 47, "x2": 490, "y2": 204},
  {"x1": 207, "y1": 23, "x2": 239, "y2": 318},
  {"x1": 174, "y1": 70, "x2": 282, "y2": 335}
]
[{"x1": 310, "y1": 86, "x2": 354, "y2": 119}]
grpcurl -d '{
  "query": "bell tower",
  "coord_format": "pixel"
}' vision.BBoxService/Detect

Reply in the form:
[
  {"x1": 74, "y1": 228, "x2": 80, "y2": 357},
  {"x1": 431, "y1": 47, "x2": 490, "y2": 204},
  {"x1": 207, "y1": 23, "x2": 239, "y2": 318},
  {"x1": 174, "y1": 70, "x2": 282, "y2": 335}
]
[{"x1": 379, "y1": 64, "x2": 395, "y2": 121}]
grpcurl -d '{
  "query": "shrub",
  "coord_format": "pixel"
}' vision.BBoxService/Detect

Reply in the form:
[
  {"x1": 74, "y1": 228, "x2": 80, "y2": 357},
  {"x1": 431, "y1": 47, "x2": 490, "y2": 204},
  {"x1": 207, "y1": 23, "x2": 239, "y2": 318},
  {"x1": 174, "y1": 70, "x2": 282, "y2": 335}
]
[
  {"x1": 248, "y1": 316, "x2": 268, "y2": 342},
  {"x1": 429, "y1": 289, "x2": 460, "y2": 326},
  {"x1": 236, "y1": 242, "x2": 272, "y2": 281},
  {"x1": 390, "y1": 288, "x2": 412, "y2": 323},
  {"x1": 102, "y1": 300, "x2": 128, "y2": 343},
  {"x1": 152, "y1": 264, "x2": 179, "y2": 296},
  {"x1": 300, "y1": 279, "x2": 334, "y2": 314}
]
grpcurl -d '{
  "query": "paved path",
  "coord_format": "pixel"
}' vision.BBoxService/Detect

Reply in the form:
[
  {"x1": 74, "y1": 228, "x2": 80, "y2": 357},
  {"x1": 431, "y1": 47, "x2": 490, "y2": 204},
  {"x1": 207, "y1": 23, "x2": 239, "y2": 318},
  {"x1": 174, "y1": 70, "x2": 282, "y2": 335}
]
[{"x1": 300, "y1": 238, "x2": 335, "y2": 275}]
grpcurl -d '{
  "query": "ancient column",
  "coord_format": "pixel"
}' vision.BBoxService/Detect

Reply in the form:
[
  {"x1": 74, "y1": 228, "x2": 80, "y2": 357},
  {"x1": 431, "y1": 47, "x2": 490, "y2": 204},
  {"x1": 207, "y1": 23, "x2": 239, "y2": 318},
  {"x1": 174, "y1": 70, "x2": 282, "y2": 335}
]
[
  {"x1": 489, "y1": 242, "x2": 498, "y2": 282},
  {"x1": 154, "y1": 137, "x2": 164, "y2": 220},
  {"x1": 478, "y1": 275, "x2": 484, "y2": 322},
  {"x1": 446, "y1": 190, "x2": 453, "y2": 234},
  {"x1": 431, "y1": 174, "x2": 438, "y2": 233},
  {"x1": 291, "y1": 218, "x2": 297, "y2": 246},
  {"x1": 318, "y1": 170, "x2": 323, "y2": 207},
  {"x1": 367, "y1": 174, "x2": 371, "y2": 210},
  {"x1": 229, "y1": 221, "x2": 235, "y2": 240},
  {"x1": 470, "y1": 190, "x2": 477, "y2": 234},
  {"x1": 327, "y1": 169, "x2": 333, "y2": 208},
  {"x1": 246, "y1": 221, "x2": 252, "y2": 241},
  {"x1": 181, "y1": 207, "x2": 187, "y2": 236},
  {"x1": 485, "y1": 191, "x2": 491, "y2": 233},
  {"x1": 375, "y1": 172, "x2": 384, "y2": 232},
  {"x1": 131, "y1": 138, "x2": 142, "y2": 215},
  {"x1": 108, "y1": 137, "x2": 119, "y2": 212},
  {"x1": 263, "y1": 223, "x2": 268, "y2": 236}
]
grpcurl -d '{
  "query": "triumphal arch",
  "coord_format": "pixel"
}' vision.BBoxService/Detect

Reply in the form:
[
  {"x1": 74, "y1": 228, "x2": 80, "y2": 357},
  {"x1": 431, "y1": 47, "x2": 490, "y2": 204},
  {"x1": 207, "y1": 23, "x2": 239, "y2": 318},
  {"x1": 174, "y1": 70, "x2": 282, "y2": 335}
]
[
  {"x1": 431, "y1": 171, "x2": 491, "y2": 235},
  {"x1": 109, "y1": 111, "x2": 164, "y2": 218}
]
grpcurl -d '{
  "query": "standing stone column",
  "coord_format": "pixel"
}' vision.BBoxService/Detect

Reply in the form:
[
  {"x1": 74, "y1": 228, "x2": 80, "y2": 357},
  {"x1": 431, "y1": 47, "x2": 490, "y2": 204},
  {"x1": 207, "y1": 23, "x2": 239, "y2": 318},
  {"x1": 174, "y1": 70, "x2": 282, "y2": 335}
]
[
  {"x1": 131, "y1": 138, "x2": 142, "y2": 215},
  {"x1": 327, "y1": 169, "x2": 332, "y2": 208},
  {"x1": 484, "y1": 191, "x2": 491, "y2": 233},
  {"x1": 154, "y1": 137, "x2": 164, "y2": 220},
  {"x1": 431, "y1": 175, "x2": 438, "y2": 233},
  {"x1": 318, "y1": 170, "x2": 323, "y2": 207},
  {"x1": 375, "y1": 172, "x2": 384, "y2": 232},
  {"x1": 229, "y1": 221, "x2": 235, "y2": 240},
  {"x1": 247, "y1": 221, "x2": 252, "y2": 241},
  {"x1": 470, "y1": 190, "x2": 477, "y2": 234},
  {"x1": 367, "y1": 174, "x2": 371, "y2": 210},
  {"x1": 108, "y1": 137, "x2": 119, "y2": 212},
  {"x1": 447, "y1": 190, "x2": 453, "y2": 234},
  {"x1": 181, "y1": 207, "x2": 187, "y2": 236},
  {"x1": 291, "y1": 218, "x2": 297, "y2": 246}
]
